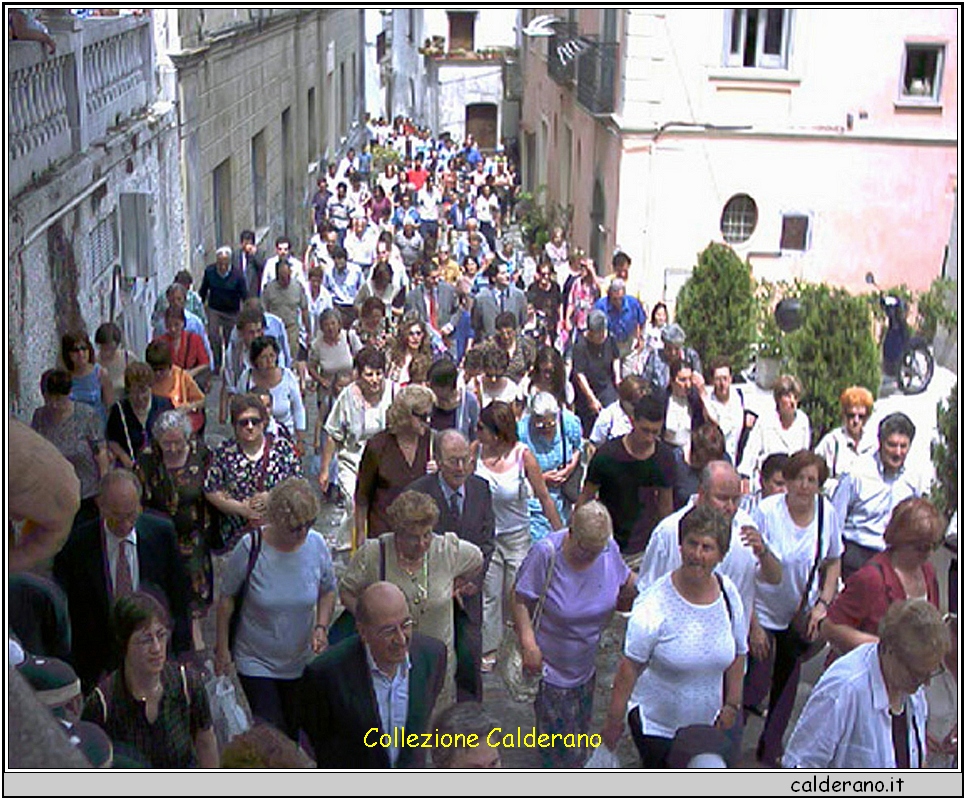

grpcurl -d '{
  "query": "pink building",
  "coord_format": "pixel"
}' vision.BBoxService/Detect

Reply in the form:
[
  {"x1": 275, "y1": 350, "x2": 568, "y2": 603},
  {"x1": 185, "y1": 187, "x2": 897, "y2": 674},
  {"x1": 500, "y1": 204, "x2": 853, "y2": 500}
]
[{"x1": 519, "y1": 8, "x2": 958, "y2": 310}]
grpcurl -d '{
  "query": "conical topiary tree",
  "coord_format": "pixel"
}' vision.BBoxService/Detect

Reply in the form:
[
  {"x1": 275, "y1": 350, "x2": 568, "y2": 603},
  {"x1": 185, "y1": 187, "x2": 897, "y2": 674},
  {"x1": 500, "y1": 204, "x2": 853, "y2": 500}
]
[
  {"x1": 675, "y1": 242, "x2": 757, "y2": 377},
  {"x1": 782, "y1": 282, "x2": 881, "y2": 442}
]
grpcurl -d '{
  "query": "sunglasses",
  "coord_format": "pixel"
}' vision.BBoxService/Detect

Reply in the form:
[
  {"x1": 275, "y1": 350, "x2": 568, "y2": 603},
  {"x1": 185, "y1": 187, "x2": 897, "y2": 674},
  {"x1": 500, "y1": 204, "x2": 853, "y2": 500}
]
[
  {"x1": 411, "y1": 411, "x2": 432, "y2": 423},
  {"x1": 235, "y1": 417, "x2": 264, "y2": 428}
]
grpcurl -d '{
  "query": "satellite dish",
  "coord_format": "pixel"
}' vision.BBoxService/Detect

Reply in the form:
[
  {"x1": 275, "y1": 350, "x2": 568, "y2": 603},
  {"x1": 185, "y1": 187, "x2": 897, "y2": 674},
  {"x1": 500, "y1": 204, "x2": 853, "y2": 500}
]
[{"x1": 775, "y1": 298, "x2": 804, "y2": 333}]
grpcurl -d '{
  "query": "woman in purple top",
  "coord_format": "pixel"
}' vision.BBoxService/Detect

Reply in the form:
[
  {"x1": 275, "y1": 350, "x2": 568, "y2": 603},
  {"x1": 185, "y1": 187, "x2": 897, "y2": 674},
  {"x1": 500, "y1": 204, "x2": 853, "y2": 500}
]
[{"x1": 512, "y1": 501, "x2": 636, "y2": 767}]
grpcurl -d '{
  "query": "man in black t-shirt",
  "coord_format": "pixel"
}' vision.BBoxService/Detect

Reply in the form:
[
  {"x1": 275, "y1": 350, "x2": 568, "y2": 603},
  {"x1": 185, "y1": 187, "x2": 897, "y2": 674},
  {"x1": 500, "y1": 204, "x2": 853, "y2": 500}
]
[{"x1": 578, "y1": 393, "x2": 675, "y2": 559}]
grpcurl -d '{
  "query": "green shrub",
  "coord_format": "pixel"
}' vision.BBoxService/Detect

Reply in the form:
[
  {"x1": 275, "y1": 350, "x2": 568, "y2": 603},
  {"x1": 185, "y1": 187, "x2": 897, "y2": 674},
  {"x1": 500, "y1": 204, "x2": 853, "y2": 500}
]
[
  {"x1": 781, "y1": 282, "x2": 881, "y2": 441},
  {"x1": 675, "y1": 243, "x2": 758, "y2": 376},
  {"x1": 930, "y1": 382, "x2": 957, "y2": 521}
]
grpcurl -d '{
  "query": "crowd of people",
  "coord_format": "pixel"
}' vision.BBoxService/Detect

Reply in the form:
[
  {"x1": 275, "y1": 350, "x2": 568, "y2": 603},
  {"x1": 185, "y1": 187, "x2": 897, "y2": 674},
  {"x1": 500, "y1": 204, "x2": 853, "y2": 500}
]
[{"x1": 10, "y1": 117, "x2": 956, "y2": 771}]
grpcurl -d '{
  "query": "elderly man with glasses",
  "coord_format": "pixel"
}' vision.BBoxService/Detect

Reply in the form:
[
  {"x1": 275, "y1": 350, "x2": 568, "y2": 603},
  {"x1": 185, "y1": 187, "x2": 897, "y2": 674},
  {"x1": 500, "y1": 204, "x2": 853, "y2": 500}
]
[{"x1": 302, "y1": 582, "x2": 446, "y2": 768}]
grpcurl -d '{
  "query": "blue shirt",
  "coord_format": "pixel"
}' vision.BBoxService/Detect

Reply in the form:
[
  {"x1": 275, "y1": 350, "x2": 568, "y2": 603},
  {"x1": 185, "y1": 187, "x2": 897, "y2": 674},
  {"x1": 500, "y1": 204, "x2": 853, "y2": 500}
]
[
  {"x1": 594, "y1": 295, "x2": 645, "y2": 344},
  {"x1": 365, "y1": 645, "x2": 411, "y2": 768},
  {"x1": 323, "y1": 264, "x2": 364, "y2": 307},
  {"x1": 517, "y1": 411, "x2": 583, "y2": 540}
]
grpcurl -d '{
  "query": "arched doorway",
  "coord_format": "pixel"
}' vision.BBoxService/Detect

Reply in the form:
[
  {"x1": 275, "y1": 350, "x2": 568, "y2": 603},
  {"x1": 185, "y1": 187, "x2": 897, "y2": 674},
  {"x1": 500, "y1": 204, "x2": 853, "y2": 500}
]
[{"x1": 465, "y1": 103, "x2": 497, "y2": 150}]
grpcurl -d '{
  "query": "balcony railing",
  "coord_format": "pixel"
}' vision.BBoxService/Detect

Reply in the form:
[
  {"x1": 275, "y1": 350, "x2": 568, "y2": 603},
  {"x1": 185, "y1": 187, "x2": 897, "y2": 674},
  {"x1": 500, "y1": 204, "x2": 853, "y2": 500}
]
[
  {"x1": 547, "y1": 22, "x2": 578, "y2": 86},
  {"x1": 577, "y1": 40, "x2": 619, "y2": 115},
  {"x1": 8, "y1": 13, "x2": 153, "y2": 197}
]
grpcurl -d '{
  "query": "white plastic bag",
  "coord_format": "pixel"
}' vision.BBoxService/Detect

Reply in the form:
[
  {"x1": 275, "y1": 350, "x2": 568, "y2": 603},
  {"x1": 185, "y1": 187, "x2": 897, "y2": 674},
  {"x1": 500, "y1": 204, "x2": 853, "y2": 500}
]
[
  {"x1": 205, "y1": 673, "x2": 251, "y2": 745},
  {"x1": 584, "y1": 745, "x2": 621, "y2": 769}
]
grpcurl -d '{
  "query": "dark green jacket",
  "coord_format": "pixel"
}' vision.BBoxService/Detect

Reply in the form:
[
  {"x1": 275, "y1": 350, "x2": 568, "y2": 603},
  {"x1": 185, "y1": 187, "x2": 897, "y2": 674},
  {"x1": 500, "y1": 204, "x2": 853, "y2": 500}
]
[{"x1": 301, "y1": 633, "x2": 446, "y2": 768}]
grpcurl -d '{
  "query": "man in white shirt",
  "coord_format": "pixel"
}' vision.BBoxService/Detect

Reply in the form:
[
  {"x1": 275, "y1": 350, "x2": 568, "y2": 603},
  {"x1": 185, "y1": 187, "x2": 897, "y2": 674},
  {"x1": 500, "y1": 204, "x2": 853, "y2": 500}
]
[
  {"x1": 783, "y1": 599, "x2": 946, "y2": 769},
  {"x1": 260, "y1": 236, "x2": 308, "y2": 293},
  {"x1": 636, "y1": 461, "x2": 782, "y2": 644},
  {"x1": 343, "y1": 214, "x2": 378, "y2": 276},
  {"x1": 832, "y1": 412, "x2": 927, "y2": 578}
]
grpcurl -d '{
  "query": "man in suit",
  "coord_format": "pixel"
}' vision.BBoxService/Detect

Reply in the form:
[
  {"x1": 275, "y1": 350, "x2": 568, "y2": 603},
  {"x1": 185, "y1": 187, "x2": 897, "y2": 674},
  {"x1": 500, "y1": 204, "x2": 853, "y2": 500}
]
[
  {"x1": 302, "y1": 582, "x2": 446, "y2": 769},
  {"x1": 236, "y1": 229, "x2": 265, "y2": 299},
  {"x1": 52, "y1": 469, "x2": 191, "y2": 692},
  {"x1": 403, "y1": 261, "x2": 461, "y2": 353},
  {"x1": 471, "y1": 260, "x2": 527, "y2": 343},
  {"x1": 407, "y1": 429, "x2": 495, "y2": 701}
]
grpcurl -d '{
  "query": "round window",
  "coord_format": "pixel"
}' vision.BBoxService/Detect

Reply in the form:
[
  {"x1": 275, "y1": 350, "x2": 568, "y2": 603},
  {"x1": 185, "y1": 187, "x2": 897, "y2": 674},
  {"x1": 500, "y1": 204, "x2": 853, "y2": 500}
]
[{"x1": 720, "y1": 194, "x2": 758, "y2": 244}]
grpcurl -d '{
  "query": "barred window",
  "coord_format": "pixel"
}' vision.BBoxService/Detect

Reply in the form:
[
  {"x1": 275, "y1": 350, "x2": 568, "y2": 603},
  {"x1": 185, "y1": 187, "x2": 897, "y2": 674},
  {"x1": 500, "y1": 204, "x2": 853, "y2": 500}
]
[{"x1": 720, "y1": 194, "x2": 758, "y2": 244}]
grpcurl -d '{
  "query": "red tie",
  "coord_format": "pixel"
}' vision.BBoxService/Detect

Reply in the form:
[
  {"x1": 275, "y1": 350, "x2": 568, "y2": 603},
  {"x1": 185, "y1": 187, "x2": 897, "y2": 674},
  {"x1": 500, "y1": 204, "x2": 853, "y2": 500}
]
[
  {"x1": 429, "y1": 288, "x2": 438, "y2": 330},
  {"x1": 115, "y1": 539, "x2": 134, "y2": 598}
]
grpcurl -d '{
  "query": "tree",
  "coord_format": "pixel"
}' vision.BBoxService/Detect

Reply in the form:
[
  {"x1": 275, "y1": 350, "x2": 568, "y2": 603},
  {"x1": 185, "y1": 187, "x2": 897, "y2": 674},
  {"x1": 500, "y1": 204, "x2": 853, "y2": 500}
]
[
  {"x1": 675, "y1": 243, "x2": 757, "y2": 376},
  {"x1": 782, "y1": 282, "x2": 881, "y2": 441},
  {"x1": 930, "y1": 382, "x2": 957, "y2": 521}
]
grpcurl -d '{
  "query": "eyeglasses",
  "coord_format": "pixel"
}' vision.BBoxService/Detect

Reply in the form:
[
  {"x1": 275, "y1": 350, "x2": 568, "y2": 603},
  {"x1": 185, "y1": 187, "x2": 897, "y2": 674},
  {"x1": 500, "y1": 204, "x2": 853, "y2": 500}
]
[
  {"x1": 533, "y1": 418, "x2": 557, "y2": 430},
  {"x1": 411, "y1": 411, "x2": 432, "y2": 423},
  {"x1": 407, "y1": 329, "x2": 425, "y2": 337},
  {"x1": 132, "y1": 628, "x2": 169, "y2": 648},
  {"x1": 70, "y1": 345, "x2": 90, "y2": 353},
  {"x1": 846, "y1": 412, "x2": 868, "y2": 420},
  {"x1": 374, "y1": 618, "x2": 415, "y2": 641},
  {"x1": 235, "y1": 417, "x2": 264, "y2": 428}
]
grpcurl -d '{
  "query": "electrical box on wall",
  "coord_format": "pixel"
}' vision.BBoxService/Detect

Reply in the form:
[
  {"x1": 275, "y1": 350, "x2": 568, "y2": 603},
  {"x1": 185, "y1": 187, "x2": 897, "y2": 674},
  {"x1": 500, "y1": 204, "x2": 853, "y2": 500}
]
[{"x1": 118, "y1": 192, "x2": 154, "y2": 279}]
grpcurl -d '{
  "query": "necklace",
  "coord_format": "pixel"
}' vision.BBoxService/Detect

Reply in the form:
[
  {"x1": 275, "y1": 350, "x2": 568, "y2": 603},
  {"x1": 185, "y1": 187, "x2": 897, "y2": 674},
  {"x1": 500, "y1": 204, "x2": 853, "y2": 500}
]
[{"x1": 398, "y1": 552, "x2": 429, "y2": 606}]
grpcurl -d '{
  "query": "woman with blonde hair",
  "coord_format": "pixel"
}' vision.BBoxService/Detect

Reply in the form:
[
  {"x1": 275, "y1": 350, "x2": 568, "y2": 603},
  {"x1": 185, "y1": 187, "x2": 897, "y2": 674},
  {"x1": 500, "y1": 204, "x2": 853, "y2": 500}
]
[
  {"x1": 354, "y1": 384, "x2": 435, "y2": 549},
  {"x1": 214, "y1": 477, "x2": 336, "y2": 742},
  {"x1": 340, "y1": 490, "x2": 483, "y2": 702}
]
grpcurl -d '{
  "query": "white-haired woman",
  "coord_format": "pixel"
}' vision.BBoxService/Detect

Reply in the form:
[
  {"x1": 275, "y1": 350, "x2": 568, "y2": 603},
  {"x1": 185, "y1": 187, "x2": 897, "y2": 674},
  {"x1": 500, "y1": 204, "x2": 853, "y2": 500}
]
[
  {"x1": 516, "y1": 391, "x2": 583, "y2": 540},
  {"x1": 136, "y1": 410, "x2": 213, "y2": 652},
  {"x1": 513, "y1": 501, "x2": 636, "y2": 767},
  {"x1": 354, "y1": 385, "x2": 435, "y2": 550}
]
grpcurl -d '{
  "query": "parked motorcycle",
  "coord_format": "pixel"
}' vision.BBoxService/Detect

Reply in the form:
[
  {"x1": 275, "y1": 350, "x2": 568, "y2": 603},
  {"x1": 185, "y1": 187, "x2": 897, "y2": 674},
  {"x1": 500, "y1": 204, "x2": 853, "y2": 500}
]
[{"x1": 865, "y1": 272, "x2": 935, "y2": 395}]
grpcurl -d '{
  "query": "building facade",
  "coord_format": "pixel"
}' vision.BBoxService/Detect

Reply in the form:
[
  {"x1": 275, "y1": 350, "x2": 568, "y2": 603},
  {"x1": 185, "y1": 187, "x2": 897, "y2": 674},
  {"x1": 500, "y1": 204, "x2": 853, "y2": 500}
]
[
  {"x1": 519, "y1": 8, "x2": 958, "y2": 309},
  {"x1": 159, "y1": 8, "x2": 366, "y2": 273},
  {"x1": 369, "y1": 9, "x2": 520, "y2": 147},
  {"x1": 8, "y1": 11, "x2": 182, "y2": 417}
]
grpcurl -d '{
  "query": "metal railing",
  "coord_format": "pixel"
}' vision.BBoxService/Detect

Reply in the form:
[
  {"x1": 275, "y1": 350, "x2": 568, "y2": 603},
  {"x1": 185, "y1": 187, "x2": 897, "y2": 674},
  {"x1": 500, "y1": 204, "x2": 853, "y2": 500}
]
[
  {"x1": 8, "y1": 14, "x2": 153, "y2": 197},
  {"x1": 547, "y1": 22, "x2": 579, "y2": 86},
  {"x1": 577, "y1": 40, "x2": 619, "y2": 115}
]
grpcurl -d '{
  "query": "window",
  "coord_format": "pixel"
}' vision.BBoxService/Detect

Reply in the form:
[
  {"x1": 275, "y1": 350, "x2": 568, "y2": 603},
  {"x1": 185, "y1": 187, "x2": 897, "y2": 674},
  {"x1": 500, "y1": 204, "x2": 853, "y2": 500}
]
[
  {"x1": 89, "y1": 210, "x2": 117, "y2": 283},
  {"x1": 780, "y1": 213, "x2": 810, "y2": 251},
  {"x1": 720, "y1": 194, "x2": 758, "y2": 244},
  {"x1": 213, "y1": 159, "x2": 233, "y2": 251},
  {"x1": 900, "y1": 43, "x2": 944, "y2": 102},
  {"x1": 448, "y1": 11, "x2": 475, "y2": 52},
  {"x1": 725, "y1": 9, "x2": 791, "y2": 69},
  {"x1": 251, "y1": 130, "x2": 267, "y2": 228}
]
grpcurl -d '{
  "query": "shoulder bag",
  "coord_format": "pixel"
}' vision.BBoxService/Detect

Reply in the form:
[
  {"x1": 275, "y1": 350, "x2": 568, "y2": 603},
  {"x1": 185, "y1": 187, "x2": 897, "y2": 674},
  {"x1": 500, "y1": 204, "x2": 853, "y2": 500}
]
[
  {"x1": 497, "y1": 541, "x2": 558, "y2": 703},
  {"x1": 559, "y1": 410, "x2": 584, "y2": 504},
  {"x1": 787, "y1": 498, "x2": 826, "y2": 662}
]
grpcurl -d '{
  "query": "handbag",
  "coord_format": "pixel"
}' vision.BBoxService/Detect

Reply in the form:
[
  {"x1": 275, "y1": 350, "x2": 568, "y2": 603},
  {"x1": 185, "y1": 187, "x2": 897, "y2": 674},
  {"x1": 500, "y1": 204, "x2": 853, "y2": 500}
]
[
  {"x1": 497, "y1": 542, "x2": 557, "y2": 703},
  {"x1": 787, "y1": 498, "x2": 826, "y2": 663},
  {"x1": 559, "y1": 410, "x2": 584, "y2": 504}
]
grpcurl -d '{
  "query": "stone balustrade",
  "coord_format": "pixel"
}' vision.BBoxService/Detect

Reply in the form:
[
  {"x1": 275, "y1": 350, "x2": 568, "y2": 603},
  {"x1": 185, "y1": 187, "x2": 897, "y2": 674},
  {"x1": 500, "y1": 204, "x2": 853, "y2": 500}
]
[{"x1": 8, "y1": 14, "x2": 153, "y2": 198}]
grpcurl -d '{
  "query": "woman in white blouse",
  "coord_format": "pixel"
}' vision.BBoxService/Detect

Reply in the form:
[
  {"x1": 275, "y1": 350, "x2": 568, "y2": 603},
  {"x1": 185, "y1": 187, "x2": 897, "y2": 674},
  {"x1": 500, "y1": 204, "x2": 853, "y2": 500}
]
[
  {"x1": 737, "y1": 374, "x2": 811, "y2": 486},
  {"x1": 602, "y1": 503, "x2": 746, "y2": 767},
  {"x1": 742, "y1": 450, "x2": 842, "y2": 767}
]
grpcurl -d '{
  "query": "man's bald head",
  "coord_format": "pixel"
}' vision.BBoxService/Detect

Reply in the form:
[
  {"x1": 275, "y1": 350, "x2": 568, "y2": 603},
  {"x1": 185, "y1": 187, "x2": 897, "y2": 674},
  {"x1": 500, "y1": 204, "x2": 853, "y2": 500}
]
[{"x1": 697, "y1": 461, "x2": 741, "y2": 520}]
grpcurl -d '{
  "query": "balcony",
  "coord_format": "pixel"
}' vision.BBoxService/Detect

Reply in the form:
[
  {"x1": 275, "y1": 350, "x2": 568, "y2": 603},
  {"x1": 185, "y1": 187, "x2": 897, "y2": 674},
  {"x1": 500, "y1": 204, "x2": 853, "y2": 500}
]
[
  {"x1": 547, "y1": 22, "x2": 579, "y2": 86},
  {"x1": 8, "y1": 12, "x2": 154, "y2": 197},
  {"x1": 577, "y1": 40, "x2": 619, "y2": 115}
]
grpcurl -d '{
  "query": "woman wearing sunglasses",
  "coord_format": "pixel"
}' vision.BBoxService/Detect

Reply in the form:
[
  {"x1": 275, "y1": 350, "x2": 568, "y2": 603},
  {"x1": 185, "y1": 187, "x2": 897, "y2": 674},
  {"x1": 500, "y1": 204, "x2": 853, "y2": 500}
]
[{"x1": 354, "y1": 385, "x2": 435, "y2": 550}]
